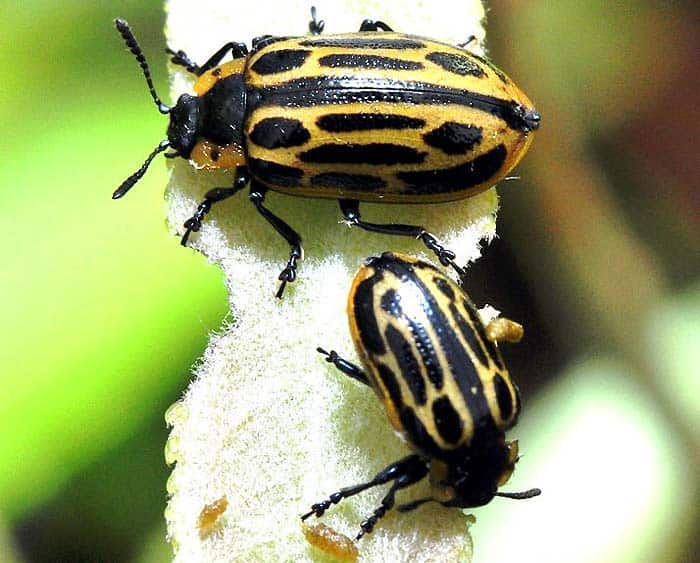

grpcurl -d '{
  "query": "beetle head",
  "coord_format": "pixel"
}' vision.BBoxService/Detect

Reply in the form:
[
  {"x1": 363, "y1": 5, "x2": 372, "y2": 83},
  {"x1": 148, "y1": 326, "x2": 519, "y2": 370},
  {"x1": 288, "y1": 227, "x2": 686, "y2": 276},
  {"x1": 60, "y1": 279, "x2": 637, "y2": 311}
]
[
  {"x1": 167, "y1": 94, "x2": 203, "y2": 158},
  {"x1": 429, "y1": 439, "x2": 540, "y2": 509}
]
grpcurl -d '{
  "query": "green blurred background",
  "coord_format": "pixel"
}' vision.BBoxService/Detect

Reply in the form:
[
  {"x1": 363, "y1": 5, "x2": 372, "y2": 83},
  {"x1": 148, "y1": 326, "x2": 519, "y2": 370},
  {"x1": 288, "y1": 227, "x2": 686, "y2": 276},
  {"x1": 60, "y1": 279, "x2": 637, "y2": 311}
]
[{"x1": 1, "y1": 1, "x2": 697, "y2": 561}]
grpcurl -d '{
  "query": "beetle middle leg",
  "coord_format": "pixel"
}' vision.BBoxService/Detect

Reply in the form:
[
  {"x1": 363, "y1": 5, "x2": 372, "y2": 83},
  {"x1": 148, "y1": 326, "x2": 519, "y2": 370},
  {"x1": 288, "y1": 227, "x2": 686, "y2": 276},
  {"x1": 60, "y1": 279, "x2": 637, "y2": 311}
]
[
  {"x1": 301, "y1": 455, "x2": 429, "y2": 539},
  {"x1": 248, "y1": 182, "x2": 304, "y2": 298},
  {"x1": 317, "y1": 347, "x2": 370, "y2": 386},
  {"x1": 166, "y1": 42, "x2": 248, "y2": 76},
  {"x1": 181, "y1": 167, "x2": 249, "y2": 246},
  {"x1": 339, "y1": 199, "x2": 466, "y2": 281}
]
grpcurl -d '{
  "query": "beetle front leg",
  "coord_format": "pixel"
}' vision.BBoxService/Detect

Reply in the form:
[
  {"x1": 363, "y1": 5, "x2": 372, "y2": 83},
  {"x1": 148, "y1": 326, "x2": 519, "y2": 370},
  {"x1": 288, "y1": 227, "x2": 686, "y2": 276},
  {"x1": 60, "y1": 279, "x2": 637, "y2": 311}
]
[
  {"x1": 181, "y1": 168, "x2": 249, "y2": 245},
  {"x1": 355, "y1": 458, "x2": 429, "y2": 540},
  {"x1": 248, "y1": 182, "x2": 304, "y2": 298},
  {"x1": 301, "y1": 455, "x2": 429, "y2": 537},
  {"x1": 339, "y1": 199, "x2": 466, "y2": 281}
]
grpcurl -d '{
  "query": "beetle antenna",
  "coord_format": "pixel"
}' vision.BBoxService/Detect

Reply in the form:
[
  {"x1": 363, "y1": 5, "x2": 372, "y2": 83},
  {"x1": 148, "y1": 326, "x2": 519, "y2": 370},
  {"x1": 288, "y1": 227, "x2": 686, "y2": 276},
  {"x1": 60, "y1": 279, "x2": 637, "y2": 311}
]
[
  {"x1": 115, "y1": 18, "x2": 171, "y2": 114},
  {"x1": 113, "y1": 140, "x2": 170, "y2": 199},
  {"x1": 495, "y1": 487, "x2": 541, "y2": 500}
]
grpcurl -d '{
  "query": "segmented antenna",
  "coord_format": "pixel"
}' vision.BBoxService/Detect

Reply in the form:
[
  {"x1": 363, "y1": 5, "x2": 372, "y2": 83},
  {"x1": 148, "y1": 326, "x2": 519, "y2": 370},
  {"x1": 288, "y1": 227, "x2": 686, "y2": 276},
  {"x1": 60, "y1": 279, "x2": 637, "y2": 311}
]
[
  {"x1": 495, "y1": 488, "x2": 542, "y2": 500},
  {"x1": 113, "y1": 140, "x2": 170, "y2": 199},
  {"x1": 114, "y1": 18, "x2": 170, "y2": 114}
]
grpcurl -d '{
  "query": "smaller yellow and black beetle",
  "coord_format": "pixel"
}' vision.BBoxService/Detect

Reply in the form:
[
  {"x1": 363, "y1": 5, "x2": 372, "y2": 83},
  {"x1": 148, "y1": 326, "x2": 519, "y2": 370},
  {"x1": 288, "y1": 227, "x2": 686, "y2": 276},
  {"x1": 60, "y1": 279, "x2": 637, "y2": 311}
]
[
  {"x1": 302, "y1": 252, "x2": 540, "y2": 539},
  {"x1": 114, "y1": 10, "x2": 539, "y2": 297}
]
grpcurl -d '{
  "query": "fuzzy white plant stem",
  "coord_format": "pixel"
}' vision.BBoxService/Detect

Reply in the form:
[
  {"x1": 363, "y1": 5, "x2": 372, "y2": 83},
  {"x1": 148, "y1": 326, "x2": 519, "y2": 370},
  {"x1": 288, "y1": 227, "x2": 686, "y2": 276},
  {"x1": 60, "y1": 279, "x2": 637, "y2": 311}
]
[{"x1": 164, "y1": 1, "x2": 493, "y2": 561}]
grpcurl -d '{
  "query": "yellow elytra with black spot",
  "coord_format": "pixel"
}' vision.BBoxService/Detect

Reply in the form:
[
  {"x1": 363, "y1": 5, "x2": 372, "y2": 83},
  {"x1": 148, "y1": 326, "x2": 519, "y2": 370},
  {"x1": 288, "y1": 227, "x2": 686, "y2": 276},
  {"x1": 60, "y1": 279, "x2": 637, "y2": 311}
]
[
  {"x1": 113, "y1": 17, "x2": 539, "y2": 296},
  {"x1": 349, "y1": 253, "x2": 521, "y2": 467},
  {"x1": 302, "y1": 253, "x2": 539, "y2": 538},
  {"x1": 192, "y1": 33, "x2": 539, "y2": 201}
]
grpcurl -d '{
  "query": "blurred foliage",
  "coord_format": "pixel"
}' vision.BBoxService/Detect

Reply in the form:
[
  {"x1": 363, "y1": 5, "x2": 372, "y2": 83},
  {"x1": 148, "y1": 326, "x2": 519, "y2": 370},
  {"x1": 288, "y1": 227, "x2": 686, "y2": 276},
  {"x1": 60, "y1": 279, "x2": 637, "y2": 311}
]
[
  {"x1": 1, "y1": 0, "x2": 697, "y2": 561},
  {"x1": 1, "y1": 1, "x2": 227, "y2": 560}
]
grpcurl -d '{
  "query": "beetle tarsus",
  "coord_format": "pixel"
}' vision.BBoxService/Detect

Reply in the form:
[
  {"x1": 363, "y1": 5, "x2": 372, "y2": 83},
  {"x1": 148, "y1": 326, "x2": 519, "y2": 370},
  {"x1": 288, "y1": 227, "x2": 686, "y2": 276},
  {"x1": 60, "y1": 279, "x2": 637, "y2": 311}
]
[
  {"x1": 420, "y1": 232, "x2": 467, "y2": 282},
  {"x1": 302, "y1": 455, "x2": 428, "y2": 538},
  {"x1": 309, "y1": 6, "x2": 325, "y2": 35},
  {"x1": 181, "y1": 203, "x2": 209, "y2": 245},
  {"x1": 166, "y1": 47, "x2": 201, "y2": 74},
  {"x1": 181, "y1": 172, "x2": 249, "y2": 246},
  {"x1": 276, "y1": 246, "x2": 302, "y2": 298}
]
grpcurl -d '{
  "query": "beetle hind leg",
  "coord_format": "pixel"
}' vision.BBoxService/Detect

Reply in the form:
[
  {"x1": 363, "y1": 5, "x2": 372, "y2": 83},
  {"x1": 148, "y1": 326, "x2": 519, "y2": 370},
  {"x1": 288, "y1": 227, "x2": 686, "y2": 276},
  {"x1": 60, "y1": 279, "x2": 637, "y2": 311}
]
[
  {"x1": 359, "y1": 19, "x2": 393, "y2": 32},
  {"x1": 339, "y1": 199, "x2": 466, "y2": 282}
]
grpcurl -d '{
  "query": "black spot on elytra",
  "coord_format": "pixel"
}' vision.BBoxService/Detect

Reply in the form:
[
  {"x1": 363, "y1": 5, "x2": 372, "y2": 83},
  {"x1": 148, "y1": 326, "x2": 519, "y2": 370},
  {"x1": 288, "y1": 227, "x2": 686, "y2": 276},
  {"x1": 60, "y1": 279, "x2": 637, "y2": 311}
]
[
  {"x1": 250, "y1": 49, "x2": 311, "y2": 75},
  {"x1": 380, "y1": 289, "x2": 402, "y2": 317},
  {"x1": 386, "y1": 324, "x2": 427, "y2": 405},
  {"x1": 298, "y1": 37, "x2": 425, "y2": 49},
  {"x1": 469, "y1": 51, "x2": 510, "y2": 84},
  {"x1": 397, "y1": 144, "x2": 507, "y2": 194},
  {"x1": 252, "y1": 78, "x2": 534, "y2": 132},
  {"x1": 212, "y1": 67, "x2": 222, "y2": 77},
  {"x1": 210, "y1": 148, "x2": 220, "y2": 161},
  {"x1": 319, "y1": 53, "x2": 424, "y2": 71},
  {"x1": 376, "y1": 362, "x2": 402, "y2": 412},
  {"x1": 493, "y1": 373, "x2": 513, "y2": 421},
  {"x1": 310, "y1": 172, "x2": 386, "y2": 191},
  {"x1": 451, "y1": 302, "x2": 489, "y2": 368},
  {"x1": 432, "y1": 396, "x2": 464, "y2": 444},
  {"x1": 300, "y1": 143, "x2": 426, "y2": 165},
  {"x1": 249, "y1": 117, "x2": 310, "y2": 149},
  {"x1": 247, "y1": 158, "x2": 303, "y2": 187},
  {"x1": 426, "y1": 51, "x2": 485, "y2": 77},
  {"x1": 434, "y1": 276, "x2": 455, "y2": 300},
  {"x1": 379, "y1": 256, "x2": 500, "y2": 442},
  {"x1": 400, "y1": 406, "x2": 443, "y2": 459},
  {"x1": 423, "y1": 122, "x2": 483, "y2": 155},
  {"x1": 352, "y1": 275, "x2": 386, "y2": 355},
  {"x1": 317, "y1": 113, "x2": 425, "y2": 132}
]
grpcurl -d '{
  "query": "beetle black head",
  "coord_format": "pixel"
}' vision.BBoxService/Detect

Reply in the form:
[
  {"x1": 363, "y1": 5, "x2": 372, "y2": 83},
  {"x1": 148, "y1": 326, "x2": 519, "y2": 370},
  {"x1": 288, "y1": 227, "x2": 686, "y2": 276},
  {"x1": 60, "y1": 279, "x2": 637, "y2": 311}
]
[
  {"x1": 166, "y1": 94, "x2": 203, "y2": 158},
  {"x1": 424, "y1": 439, "x2": 540, "y2": 510},
  {"x1": 113, "y1": 18, "x2": 175, "y2": 199}
]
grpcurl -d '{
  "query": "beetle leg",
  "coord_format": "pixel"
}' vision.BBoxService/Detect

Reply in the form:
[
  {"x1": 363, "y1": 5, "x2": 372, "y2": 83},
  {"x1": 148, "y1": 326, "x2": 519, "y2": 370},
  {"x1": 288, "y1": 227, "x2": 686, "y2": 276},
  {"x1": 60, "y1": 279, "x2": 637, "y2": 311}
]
[
  {"x1": 181, "y1": 168, "x2": 249, "y2": 246},
  {"x1": 355, "y1": 459, "x2": 429, "y2": 539},
  {"x1": 339, "y1": 199, "x2": 466, "y2": 282},
  {"x1": 308, "y1": 6, "x2": 325, "y2": 35},
  {"x1": 301, "y1": 455, "x2": 429, "y2": 536},
  {"x1": 317, "y1": 347, "x2": 371, "y2": 386},
  {"x1": 251, "y1": 35, "x2": 293, "y2": 52},
  {"x1": 457, "y1": 35, "x2": 477, "y2": 49},
  {"x1": 248, "y1": 182, "x2": 304, "y2": 298},
  {"x1": 166, "y1": 42, "x2": 248, "y2": 76},
  {"x1": 358, "y1": 19, "x2": 394, "y2": 32}
]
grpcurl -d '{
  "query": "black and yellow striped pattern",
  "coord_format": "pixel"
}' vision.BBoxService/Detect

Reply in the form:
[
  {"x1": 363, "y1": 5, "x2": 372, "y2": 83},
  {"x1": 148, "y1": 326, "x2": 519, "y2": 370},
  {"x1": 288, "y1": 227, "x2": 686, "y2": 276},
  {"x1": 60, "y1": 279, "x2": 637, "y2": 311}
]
[
  {"x1": 347, "y1": 252, "x2": 520, "y2": 461},
  {"x1": 242, "y1": 32, "x2": 539, "y2": 202}
]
